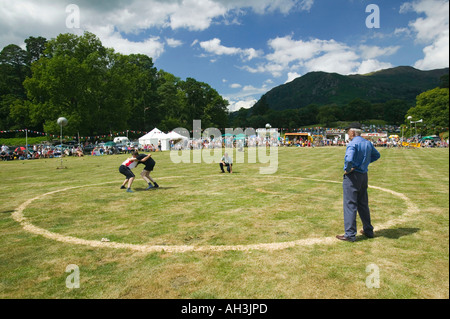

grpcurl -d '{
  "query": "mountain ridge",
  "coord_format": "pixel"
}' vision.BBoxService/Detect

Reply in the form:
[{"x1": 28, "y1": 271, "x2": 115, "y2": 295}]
[{"x1": 250, "y1": 66, "x2": 449, "y2": 113}]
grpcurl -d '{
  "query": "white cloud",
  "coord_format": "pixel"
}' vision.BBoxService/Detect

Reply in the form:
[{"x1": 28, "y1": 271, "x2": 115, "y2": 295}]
[
  {"x1": 225, "y1": 80, "x2": 274, "y2": 103},
  {"x1": 169, "y1": 0, "x2": 227, "y2": 31},
  {"x1": 200, "y1": 38, "x2": 241, "y2": 55},
  {"x1": 266, "y1": 36, "x2": 321, "y2": 65},
  {"x1": 415, "y1": 29, "x2": 449, "y2": 70},
  {"x1": 357, "y1": 59, "x2": 394, "y2": 74},
  {"x1": 227, "y1": 99, "x2": 257, "y2": 112},
  {"x1": 359, "y1": 45, "x2": 401, "y2": 60},
  {"x1": 166, "y1": 38, "x2": 183, "y2": 48},
  {"x1": 400, "y1": 0, "x2": 449, "y2": 70},
  {"x1": 230, "y1": 83, "x2": 242, "y2": 89},
  {"x1": 401, "y1": 0, "x2": 449, "y2": 43},
  {"x1": 220, "y1": 0, "x2": 314, "y2": 15},
  {"x1": 244, "y1": 35, "x2": 366, "y2": 77},
  {"x1": 394, "y1": 27, "x2": 411, "y2": 36},
  {"x1": 199, "y1": 38, "x2": 262, "y2": 61},
  {"x1": 87, "y1": 24, "x2": 165, "y2": 59},
  {"x1": 304, "y1": 50, "x2": 360, "y2": 75},
  {"x1": 0, "y1": 0, "x2": 313, "y2": 55},
  {"x1": 285, "y1": 72, "x2": 301, "y2": 83}
]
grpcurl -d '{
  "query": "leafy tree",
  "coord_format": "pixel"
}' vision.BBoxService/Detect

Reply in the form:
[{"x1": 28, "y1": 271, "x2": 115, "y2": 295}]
[
  {"x1": 299, "y1": 104, "x2": 319, "y2": 126},
  {"x1": 126, "y1": 54, "x2": 158, "y2": 130},
  {"x1": 176, "y1": 77, "x2": 228, "y2": 129},
  {"x1": 230, "y1": 107, "x2": 249, "y2": 128},
  {"x1": 156, "y1": 70, "x2": 185, "y2": 127},
  {"x1": 383, "y1": 100, "x2": 410, "y2": 125},
  {"x1": 317, "y1": 104, "x2": 343, "y2": 126},
  {"x1": 1, "y1": 32, "x2": 229, "y2": 136},
  {"x1": 25, "y1": 36, "x2": 48, "y2": 64},
  {"x1": 24, "y1": 32, "x2": 128, "y2": 136},
  {"x1": 406, "y1": 87, "x2": 449, "y2": 133},
  {"x1": 440, "y1": 74, "x2": 449, "y2": 89},
  {"x1": 0, "y1": 44, "x2": 30, "y2": 98},
  {"x1": 371, "y1": 103, "x2": 384, "y2": 121},
  {"x1": 344, "y1": 98, "x2": 372, "y2": 122}
]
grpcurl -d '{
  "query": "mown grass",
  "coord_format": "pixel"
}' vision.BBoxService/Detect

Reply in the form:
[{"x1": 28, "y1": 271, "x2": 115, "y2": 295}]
[{"x1": 0, "y1": 147, "x2": 448, "y2": 299}]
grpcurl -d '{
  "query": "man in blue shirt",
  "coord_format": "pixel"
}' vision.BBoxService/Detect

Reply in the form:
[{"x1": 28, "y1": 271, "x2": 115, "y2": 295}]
[{"x1": 336, "y1": 123, "x2": 381, "y2": 242}]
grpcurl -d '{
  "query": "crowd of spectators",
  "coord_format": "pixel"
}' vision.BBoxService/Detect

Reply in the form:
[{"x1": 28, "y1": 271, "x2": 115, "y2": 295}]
[
  {"x1": 0, "y1": 141, "x2": 163, "y2": 161},
  {"x1": 1, "y1": 133, "x2": 448, "y2": 162}
]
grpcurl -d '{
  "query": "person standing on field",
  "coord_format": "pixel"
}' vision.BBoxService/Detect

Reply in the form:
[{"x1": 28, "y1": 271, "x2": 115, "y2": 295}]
[{"x1": 336, "y1": 123, "x2": 381, "y2": 242}]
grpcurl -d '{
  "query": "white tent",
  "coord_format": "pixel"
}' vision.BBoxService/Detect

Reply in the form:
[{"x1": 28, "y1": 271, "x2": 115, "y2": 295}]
[
  {"x1": 139, "y1": 128, "x2": 170, "y2": 151},
  {"x1": 166, "y1": 131, "x2": 189, "y2": 141}
]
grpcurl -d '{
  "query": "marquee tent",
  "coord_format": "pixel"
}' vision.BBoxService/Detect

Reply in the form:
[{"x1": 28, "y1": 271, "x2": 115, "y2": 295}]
[
  {"x1": 166, "y1": 131, "x2": 189, "y2": 141},
  {"x1": 139, "y1": 128, "x2": 170, "y2": 151}
]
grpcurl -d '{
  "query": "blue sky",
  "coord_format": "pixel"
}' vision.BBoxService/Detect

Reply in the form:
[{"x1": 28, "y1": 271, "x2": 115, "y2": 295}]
[{"x1": 0, "y1": 0, "x2": 448, "y2": 112}]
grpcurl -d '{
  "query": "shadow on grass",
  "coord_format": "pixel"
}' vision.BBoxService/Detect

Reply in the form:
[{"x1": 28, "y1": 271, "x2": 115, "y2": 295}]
[
  {"x1": 374, "y1": 227, "x2": 420, "y2": 239},
  {"x1": 358, "y1": 228, "x2": 420, "y2": 241},
  {"x1": 0, "y1": 210, "x2": 15, "y2": 214},
  {"x1": 133, "y1": 187, "x2": 178, "y2": 192}
]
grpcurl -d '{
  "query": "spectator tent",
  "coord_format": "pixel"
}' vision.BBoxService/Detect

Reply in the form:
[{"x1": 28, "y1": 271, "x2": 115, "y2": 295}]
[
  {"x1": 166, "y1": 131, "x2": 189, "y2": 142},
  {"x1": 139, "y1": 128, "x2": 170, "y2": 151}
]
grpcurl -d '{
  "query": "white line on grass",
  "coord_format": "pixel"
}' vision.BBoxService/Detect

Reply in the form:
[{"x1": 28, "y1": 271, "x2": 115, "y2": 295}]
[{"x1": 12, "y1": 176, "x2": 420, "y2": 253}]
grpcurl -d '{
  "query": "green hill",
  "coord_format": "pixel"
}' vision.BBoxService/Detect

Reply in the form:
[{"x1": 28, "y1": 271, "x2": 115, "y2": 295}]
[{"x1": 251, "y1": 66, "x2": 449, "y2": 112}]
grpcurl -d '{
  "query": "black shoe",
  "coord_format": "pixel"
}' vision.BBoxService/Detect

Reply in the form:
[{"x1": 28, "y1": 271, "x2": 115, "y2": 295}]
[
  {"x1": 154, "y1": 183, "x2": 159, "y2": 188},
  {"x1": 120, "y1": 186, "x2": 126, "y2": 189}
]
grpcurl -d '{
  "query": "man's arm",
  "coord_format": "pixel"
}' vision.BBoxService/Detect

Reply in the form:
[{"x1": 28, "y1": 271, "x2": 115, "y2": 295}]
[
  {"x1": 344, "y1": 144, "x2": 356, "y2": 173},
  {"x1": 370, "y1": 145, "x2": 381, "y2": 163}
]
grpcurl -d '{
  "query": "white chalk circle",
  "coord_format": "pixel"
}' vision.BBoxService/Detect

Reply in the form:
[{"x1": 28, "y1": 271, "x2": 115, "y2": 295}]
[{"x1": 12, "y1": 177, "x2": 420, "y2": 253}]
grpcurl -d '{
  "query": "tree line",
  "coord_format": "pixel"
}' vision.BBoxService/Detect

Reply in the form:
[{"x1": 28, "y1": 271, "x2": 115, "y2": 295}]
[{"x1": 0, "y1": 32, "x2": 229, "y2": 137}]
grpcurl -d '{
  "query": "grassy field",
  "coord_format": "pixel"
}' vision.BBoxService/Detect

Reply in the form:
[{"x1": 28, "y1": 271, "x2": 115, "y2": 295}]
[{"x1": 0, "y1": 147, "x2": 448, "y2": 299}]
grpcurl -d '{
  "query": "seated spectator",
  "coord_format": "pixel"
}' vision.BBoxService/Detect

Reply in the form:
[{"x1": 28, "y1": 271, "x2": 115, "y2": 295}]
[
  {"x1": 76, "y1": 147, "x2": 84, "y2": 157},
  {"x1": 220, "y1": 153, "x2": 233, "y2": 174}
]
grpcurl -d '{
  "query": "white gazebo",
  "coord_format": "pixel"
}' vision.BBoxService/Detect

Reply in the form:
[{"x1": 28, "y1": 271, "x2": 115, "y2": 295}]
[
  {"x1": 139, "y1": 128, "x2": 170, "y2": 151},
  {"x1": 166, "y1": 131, "x2": 189, "y2": 141}
]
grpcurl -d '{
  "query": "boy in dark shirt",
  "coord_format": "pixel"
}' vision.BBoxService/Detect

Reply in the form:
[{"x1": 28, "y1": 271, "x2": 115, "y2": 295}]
[{"x1": 136, "y1": 153, "x2": 160, "y2": 190}]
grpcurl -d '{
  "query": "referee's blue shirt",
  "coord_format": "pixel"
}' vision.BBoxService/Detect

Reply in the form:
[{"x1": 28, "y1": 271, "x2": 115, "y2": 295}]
[{"x1": 344, "y1": 136, "x2": 380, "y2": 173}]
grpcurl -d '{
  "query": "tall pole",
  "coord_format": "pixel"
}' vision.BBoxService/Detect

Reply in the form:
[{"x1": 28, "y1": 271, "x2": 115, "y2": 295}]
[
  {"x1": 57, "y1": 117, "x2": 68, "y2": 169},
  {"x1": 25, "y1": 128, "x2": 28, "y2": 159},
  {"x1": 60, "y1": 123, "x2": 63, "y2": 168}
]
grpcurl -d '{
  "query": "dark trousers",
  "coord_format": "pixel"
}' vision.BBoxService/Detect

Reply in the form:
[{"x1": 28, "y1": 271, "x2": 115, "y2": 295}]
[
  {"x1": 220, "y1": 163, "x2": 232, "y2": 173},
  {"x1": 343, "y1": 171, "x2": 374, "y2": 240}
]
